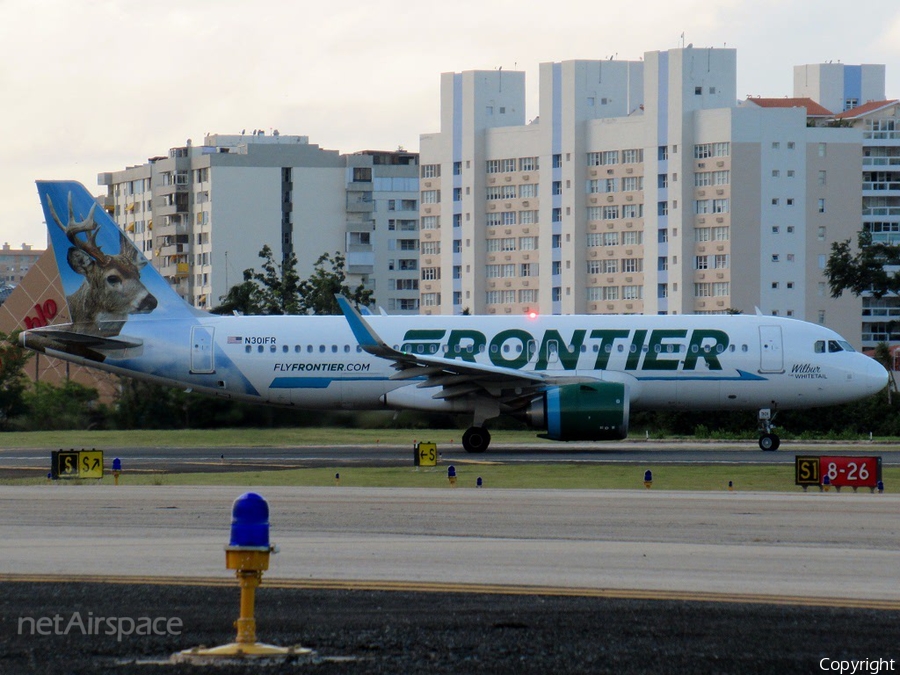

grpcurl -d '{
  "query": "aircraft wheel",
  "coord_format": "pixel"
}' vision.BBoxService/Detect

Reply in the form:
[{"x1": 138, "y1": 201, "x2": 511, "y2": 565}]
[
  {"x1": 758, "y1": 433, "x2": 780, "y2": 451},
  {"x1": 462, "y1": 426, "x2": 491, "y2": 453}
]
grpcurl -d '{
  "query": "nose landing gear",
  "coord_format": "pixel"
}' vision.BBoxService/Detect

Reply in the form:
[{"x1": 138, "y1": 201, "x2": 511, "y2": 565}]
[{"x1": 758, "y1": 408, "x2": 780, "y2": 451}]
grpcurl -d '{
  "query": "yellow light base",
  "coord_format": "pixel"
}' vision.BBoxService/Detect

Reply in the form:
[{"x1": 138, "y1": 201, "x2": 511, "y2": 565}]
[{"x1": 173, "y1": 642, "x2": 314, "y2": 663}]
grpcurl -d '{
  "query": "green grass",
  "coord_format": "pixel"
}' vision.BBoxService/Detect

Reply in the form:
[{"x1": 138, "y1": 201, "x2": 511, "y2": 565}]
[
  {"x1": 8, "y1": 464, "x2": 899, "y2": 492},
  {"x1": 0, "y1": 427, "x2": 549, "y2": 449}
]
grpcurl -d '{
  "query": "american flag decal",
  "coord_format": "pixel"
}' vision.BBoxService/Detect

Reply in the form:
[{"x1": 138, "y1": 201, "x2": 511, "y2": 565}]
[{"x1": 227, "y1": 336, "x2": 242, "y2": 344}]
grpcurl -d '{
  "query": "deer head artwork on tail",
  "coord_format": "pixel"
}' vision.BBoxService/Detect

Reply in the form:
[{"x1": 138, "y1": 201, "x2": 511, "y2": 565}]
[{"x1": 47, "y1": 192, "x2": 158, "y2": 337}]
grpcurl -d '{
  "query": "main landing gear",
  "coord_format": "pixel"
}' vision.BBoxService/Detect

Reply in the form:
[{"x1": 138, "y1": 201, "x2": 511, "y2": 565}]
[
  {"x1": 462, "y1": 426, "x2": 491, "y2": 453},
  {"x1": 757, "y1": 408, "x2": 780, "y2": 451}
]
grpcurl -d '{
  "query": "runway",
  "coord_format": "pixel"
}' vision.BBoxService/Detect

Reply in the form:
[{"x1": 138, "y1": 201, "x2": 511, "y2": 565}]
[{"x1": 1, "y1": 485, "x2": 898, "y2": 605}]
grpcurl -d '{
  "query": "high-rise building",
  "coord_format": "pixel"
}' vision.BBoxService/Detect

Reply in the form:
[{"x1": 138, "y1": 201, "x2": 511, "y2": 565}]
[
  {"x1": 98, "y1": 133, "x2": 420, "y2": 313},
  {"x1": 419, "y1": 47, "x2": 863, "y2": 346},
  {"x1": 793, "y1": 62, "x2": 900, "y2": 348}
]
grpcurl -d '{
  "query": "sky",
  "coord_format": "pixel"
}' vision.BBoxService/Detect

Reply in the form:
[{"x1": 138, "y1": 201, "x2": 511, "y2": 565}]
[{"x1": 3, "y1": 0, "x2": 900, "y2": 248}]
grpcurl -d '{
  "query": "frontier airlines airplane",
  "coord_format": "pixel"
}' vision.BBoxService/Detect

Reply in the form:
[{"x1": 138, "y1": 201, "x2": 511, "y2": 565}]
[{"x1": 21, "y1": 181, "x2": 888, "y2": 452}]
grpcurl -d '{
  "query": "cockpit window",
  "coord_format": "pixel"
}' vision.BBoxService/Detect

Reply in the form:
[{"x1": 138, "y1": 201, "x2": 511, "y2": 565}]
[
  {"x1": 816, "y1": 339, "x2": 856, "y2": 354},
  {"x1": 838, "y1": 340, "x2": 856, "y2": 353}
]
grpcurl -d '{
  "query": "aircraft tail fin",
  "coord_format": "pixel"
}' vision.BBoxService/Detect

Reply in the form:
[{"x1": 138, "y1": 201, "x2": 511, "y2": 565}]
[{"x1": 36, "y1": 180, "x2": 199, "y2": 338}]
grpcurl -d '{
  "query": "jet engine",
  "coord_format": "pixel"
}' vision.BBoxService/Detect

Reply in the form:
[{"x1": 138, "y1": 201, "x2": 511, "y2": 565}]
[{"x1": 525, "y1": 382, "x2": 629, "y2": 441}]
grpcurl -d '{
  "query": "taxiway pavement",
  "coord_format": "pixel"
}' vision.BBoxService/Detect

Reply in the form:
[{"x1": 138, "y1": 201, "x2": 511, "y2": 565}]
[{"x1": 1, "y1": 485, "x2": 897, "y2": 604}]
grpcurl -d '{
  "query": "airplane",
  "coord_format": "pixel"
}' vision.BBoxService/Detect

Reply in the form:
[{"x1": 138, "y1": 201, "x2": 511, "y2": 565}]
[{"x1": 20, "y1": 180, "x2": 889, "y2": 452}]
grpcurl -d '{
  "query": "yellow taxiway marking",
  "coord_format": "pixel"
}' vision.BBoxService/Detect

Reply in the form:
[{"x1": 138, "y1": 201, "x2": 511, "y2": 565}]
[{"x1": 0, "y1": 574, "x2": 898, "y2": 611}]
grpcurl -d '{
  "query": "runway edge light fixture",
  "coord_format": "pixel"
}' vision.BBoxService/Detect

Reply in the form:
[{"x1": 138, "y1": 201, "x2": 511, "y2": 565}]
[{"x1": 173, "y1": 491, "x2": 313, "y2": 663}]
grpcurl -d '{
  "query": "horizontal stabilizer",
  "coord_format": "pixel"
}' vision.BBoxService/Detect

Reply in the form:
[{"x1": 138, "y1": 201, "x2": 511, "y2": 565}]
[{"x1": 21, "y1": 326, "x2": 144, "y2": 354}]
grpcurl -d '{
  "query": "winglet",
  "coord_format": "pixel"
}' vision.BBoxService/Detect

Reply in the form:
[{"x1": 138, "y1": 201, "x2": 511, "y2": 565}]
[{"x1": 335, "y1": 295, "x2": 396, "y2": 358}]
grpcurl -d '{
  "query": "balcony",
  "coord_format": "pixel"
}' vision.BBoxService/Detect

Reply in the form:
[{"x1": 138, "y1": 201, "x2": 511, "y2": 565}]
[
  {"x1": 862, "y1": 206, "x2": 900, "y2": 216},
  {"x1": 863, "y1": 131, "x2": 900, "y2": 140},
  {"x1": 862, "y1": 157, "x2": 900, "y2": 167},
  {"x1": 863, "y1": 181, "x2": 900, "y2": 193},
  {"x1": 346, "y1": 197, "x2": 374, "y2": 213}
]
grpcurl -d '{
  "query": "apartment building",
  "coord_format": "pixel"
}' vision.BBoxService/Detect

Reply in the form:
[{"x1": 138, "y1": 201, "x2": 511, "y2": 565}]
[
  {"x1": 99, "y1": 133, "x2": 419, "y2": 313},
  {"x1": 419, "y1": 47, "x2": 863, "y2": 345},
  {"x1": 790, "y1": 62, "x2": 900, "y2": 348},
  {"x1": 0, "y1": 243, "x2": 42, "y2": 287},
  {"x1": 826, "y1": 98, "x2": 900, "y2": 346}
]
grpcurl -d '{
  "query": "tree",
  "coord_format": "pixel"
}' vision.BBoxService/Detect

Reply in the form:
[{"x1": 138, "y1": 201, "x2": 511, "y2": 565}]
[
  {"x1": 872, "y1": 342, "x2": 897, "y2": 404},
  {"x1": 210, "y1": 272, "x2": 264, "y2": 315},
  {"x1": 825, "y1": 231, "x2": 900, "y2": 299},
  {"x1": 251, "y1": 245, "x2": 302, "y2": 315},
  {"x1": 299, "y1": 252, "x2": 374, "y2": 315},
  {"x1": 0, "y1": 332, "x2": 31, "y2": 429},
  {"x1": 211, "y1": 245, "x2": 301, "y2": 315},
  {"x1": 214, "y1": 248, "x2": 374, "y2": 316},
  {"x1": 22, "y1": 381, "x2": 108, "y2": 431}
]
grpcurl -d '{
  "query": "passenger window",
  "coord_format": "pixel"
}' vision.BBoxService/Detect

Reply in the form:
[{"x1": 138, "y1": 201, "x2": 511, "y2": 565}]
[
  {"x1": 815, "y1": 341, "x2": 825, "y2": 354},
  {"x1": 294, "y1": 345, "x2": 301, "y2": 353},
  {"x1": 282, "y1": 345, "x2": 288, "y2": 353},
  {"x1": 319, "y1": 345, "x2": 326, "y2": 353},
  {"x1": 257, "y1": 345, "x2": 264, "y2": 353},
  {"x1": 307, "y1": 345, "x2": 313, "y2": 353},
  {"x1": 245, "y1": 345, "x2": 251, "y2": 353},
  {"x1": 344, "y1": 345, "x2": 350, "y2": 353}
]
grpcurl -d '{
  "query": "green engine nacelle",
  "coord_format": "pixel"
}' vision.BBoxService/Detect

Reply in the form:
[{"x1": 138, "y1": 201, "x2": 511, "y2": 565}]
[{"x1": 527, "y1": 382, "x2": 629, "y2": 441}]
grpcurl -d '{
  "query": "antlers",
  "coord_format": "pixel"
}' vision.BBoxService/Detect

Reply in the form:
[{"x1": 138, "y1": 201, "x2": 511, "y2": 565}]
[{"x1": 46, "y1": 192, "x2": 110, "y2": 266}]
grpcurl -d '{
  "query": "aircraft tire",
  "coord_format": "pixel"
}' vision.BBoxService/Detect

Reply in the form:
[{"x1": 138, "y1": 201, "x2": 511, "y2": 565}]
[
  {"x1": 758, "y1": 433, "x2": 780, "y2": 451},
  {"x1": 462, "y1": 427, "x2": 491, "y2": 453}
]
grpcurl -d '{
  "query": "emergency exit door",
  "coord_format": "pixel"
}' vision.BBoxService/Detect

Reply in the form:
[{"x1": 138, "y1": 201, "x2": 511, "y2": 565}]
[
  {"x1": 758, "y1": 325, "x2": 784, "y2": 373},
  {"x1": 190, "y1": 325, "x2": 216, "y2": 374}
]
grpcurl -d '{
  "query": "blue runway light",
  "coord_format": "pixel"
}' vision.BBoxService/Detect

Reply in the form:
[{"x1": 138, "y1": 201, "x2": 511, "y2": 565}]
[
  {"x1": 476, "y1": 476, "x2": 483, "y2": 488},
  {"x1": 230, "y1": 492, "x2": 270, "y2": 548},
  {"x1": 112, "y1": 457, "x2": 122, "y2": 472},
  {"x1": 448, "y1": 465, "x2": 456, "y2": 478}
]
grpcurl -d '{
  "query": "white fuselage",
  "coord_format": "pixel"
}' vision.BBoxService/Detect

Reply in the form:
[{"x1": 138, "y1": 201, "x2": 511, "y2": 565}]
[{"x1": 124, "y1": 312, "x2": 885, "y2": 414}]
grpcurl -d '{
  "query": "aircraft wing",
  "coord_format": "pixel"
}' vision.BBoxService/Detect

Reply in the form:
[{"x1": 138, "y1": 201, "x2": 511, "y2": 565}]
[{"x1": 337, "y1": 297, "x2": 590, "y2": 407}]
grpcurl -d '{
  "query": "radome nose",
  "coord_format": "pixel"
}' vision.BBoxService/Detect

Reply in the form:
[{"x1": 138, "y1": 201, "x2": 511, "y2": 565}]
[{"x1": 867, "y1": 358, "x2": 890, "y2": 395}]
